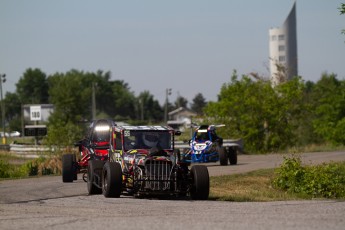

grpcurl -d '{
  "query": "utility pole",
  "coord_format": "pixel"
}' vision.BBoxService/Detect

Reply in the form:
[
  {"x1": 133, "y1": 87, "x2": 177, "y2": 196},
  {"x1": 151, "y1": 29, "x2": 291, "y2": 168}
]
[
  {"x1": 164, "y1": 88, "x2": 172, "y2": 124},
  {"x1": 0, "y1": 74, "x2": 6, "y2": 144},
  {"x1": 92, "y1": 82, "x2": 96, "y2": 120},
  {"x1": 139, "y1": 98, "x2": 144, "y2": 121}
]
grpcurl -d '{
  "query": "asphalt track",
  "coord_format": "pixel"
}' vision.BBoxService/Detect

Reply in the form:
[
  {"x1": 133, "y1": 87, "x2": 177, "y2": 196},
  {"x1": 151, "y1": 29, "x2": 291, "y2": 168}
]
[{"x1": 1, "y1": 151, "x2": 345, "y2": 230}]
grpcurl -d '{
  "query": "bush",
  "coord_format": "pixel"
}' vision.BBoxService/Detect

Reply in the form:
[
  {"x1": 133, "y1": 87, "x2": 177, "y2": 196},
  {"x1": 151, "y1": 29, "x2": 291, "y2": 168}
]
[
  {"x1": 0, "y1": 155, "x2": 62, "y2": 179},
  {"x1": 23, "y1": 156, "x2": 62, "y2": 176},
  {"x1": 0, "y1": 159, "x2": 28, "y2": 178},
  {"x1": 273, "y1": 155, "x2": 345, "y2": 198},
  {"x1": 0, "y1": 160, "x2": 11, "y2": 178}
]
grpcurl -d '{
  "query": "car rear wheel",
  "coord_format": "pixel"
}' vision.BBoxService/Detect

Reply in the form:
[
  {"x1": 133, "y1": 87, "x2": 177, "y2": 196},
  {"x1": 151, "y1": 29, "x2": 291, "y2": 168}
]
[
  {"x1": 73, "y1": 154, "x2": 78, "y2": 180},
  {"x1": 102, "y1": 162, "x2": 122, "y2": 198},
  {"x1": 228, "y1": 147, "x2": 238, "y2": 165},
  {"x1": 87, "y1": 160, "x2": 104, "y2": 195},
  {"x1": 62, "y1": 154, "x2": 75, "y2": 183},
  {"x1": 218, "y1": 146, "x2": 228, "y2": 166},
  {"x1": 190, "y1": 165, "x2": 209, "y2": 200}
]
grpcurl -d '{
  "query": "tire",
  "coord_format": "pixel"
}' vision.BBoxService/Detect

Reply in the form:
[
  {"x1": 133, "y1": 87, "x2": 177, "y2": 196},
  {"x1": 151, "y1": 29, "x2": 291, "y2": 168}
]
[
  {"x1": 87, "y1": 160, "x2": 104, "y2": 195},
  {"x1": 102, "y1": 162, "x2": 122, "y2": 198},
  {"x1": 228, "y1": 147, "x2": 238, "y2": 165},
  {"x1": 190, "y1": 165, "x2": 209, "y2": 200},
  {"x1": 73, "y1": 154, "x2": 78, "y2": 180},
  {"x1": 62, "y1": 154, "x2": 74, "y2": 183},
  {"x1": 218, "y1": 146, "x2": 228, "y2": 166}
]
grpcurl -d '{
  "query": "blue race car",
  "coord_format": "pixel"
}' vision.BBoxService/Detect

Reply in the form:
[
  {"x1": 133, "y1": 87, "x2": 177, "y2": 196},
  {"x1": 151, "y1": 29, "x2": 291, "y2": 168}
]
[{"x1": 179, "y1": 124, "x2": 238, "y2": 165}]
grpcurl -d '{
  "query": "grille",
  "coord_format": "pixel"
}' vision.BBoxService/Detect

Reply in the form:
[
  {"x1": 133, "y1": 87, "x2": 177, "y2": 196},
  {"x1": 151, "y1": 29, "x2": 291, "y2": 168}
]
[{"x1": 144, "y1": 160, "x2": 171, "y2": 191}]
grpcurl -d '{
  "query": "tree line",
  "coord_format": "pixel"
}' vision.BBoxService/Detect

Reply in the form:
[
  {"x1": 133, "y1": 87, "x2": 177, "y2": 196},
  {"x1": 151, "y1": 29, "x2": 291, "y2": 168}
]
[
  {"x1": 2, "y1": 67, "x2": 345, "y2": 153},
  {"x1": 204, "y1": 71, "x2": 345, "y2": 153},
  {"x1": 2, "y1": 68, "x2": 207, "y2": 144}
]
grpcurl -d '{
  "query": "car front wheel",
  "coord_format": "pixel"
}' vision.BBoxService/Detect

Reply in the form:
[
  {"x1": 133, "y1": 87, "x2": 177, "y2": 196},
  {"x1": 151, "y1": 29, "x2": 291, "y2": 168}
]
[
  {"x1": 228, "y1": 147, "x2": 238, "y2": 165},
  {"x1": 102, "y1": 162, "x2": 122, "y2": 198},
  {"x1": 190, "y1": 165, "x2": 209, "y2": 200},
  {"x1": 218, "y1": 146, "x2": 228, "y2": 166}
]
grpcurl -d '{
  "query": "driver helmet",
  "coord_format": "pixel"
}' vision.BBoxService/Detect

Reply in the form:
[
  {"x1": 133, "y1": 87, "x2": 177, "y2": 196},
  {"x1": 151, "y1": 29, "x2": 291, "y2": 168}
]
[{"x1": 142, "y1": 132, "x2": 159, "y2": 147}]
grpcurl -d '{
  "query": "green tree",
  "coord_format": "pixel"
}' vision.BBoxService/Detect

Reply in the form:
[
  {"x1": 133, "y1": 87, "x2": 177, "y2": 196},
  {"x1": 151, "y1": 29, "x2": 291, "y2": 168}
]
[
  {"x1": 310, "y1": 73, "x2": 345, "y2": 144},
  {"x1": 340, "y1": 3, "x2": 345, "y2": 36},
  {"x1": 174, "y1": 95, "x2": 188, "y2": 109},
  {"x1": 271, "y1": 76, "x2": 306, "y2": 149},
  {"x1": 205, "y1": 72, "x2": 269, "y2": 152},
  {"x1": 295, "y1": 80, "x2": 320, "y2": 145},
  {"x1": 204, "y1": 71, "x2": 305, "y2": 153},
  {"x1": 45, "y1": 70, "x2": 96, "y2": 146},
  {"x1": 44, "y1": 117, "x2": 84, "y2": 149},
  {"x1": 191, "y1": 93, "x2": 207, "y2": 115},
  {"x1": 91, "y1": 70, "x2": 114, "y2": 118},
  {"x1": 110, "y1": 80, "x2": 136, "y2": 120},
  {"x1": 3, "y1": 92, "x2": 22, "y2": 132},
  {"x1": 47, "y1": 70, "x2": 93, "y2": 123},
  {"x1": 137, "y1": 91, "x2": 163, "y2": 123},
  {"x1": 16, "y1": 68, "x2": 49, "y2": 104}
]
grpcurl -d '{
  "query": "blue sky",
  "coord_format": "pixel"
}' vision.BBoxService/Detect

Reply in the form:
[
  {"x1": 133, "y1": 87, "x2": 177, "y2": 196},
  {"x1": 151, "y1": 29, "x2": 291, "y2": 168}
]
[{"x1": 1, "y1": 0, "x2": 344, "y2": 105}]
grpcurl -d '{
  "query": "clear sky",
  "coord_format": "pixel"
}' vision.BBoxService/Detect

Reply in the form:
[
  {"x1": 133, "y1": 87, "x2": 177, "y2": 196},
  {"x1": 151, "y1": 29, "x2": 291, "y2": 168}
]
[{"x1": 1, "y1": 0, "x2": 344, "y2": 105}]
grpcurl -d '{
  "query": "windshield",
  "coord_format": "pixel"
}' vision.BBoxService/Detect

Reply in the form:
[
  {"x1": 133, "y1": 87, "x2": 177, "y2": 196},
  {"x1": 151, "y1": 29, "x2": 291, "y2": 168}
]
[{"x1": 123, "y1": 130, "x2": 173, "y2": 150}]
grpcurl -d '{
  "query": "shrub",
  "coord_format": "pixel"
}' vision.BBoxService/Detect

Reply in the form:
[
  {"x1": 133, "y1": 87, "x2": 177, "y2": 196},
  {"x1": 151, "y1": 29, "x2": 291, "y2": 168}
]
[
  {"x1": 23, "y1": 156, "x2": 62, "y2": 176},
  {"x1": 0, "y1": 160, "x2": 11, "y2": 178},
  {"x1": 0, "y1": 159, "x2": 28, "y2": 178},
  {"x1": 273, "y1": 155, "x2": 345, "y2": 198}
]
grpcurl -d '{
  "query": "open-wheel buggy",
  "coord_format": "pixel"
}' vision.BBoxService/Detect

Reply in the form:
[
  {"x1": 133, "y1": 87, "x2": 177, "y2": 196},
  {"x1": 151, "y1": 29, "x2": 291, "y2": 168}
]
[
  {"x1": 178, "y1": 124, "x2": 239, "y2": 166},
  {"x1": 62, "y1": 119, "x2": 115, "y2": 182},
  {"x1": 87, "y1": 125, "x2": 210, "y2": 200}
]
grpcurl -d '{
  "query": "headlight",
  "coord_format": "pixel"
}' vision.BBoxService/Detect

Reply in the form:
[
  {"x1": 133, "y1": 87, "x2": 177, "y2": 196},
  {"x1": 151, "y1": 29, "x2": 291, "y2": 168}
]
[{"x1": 94, "y1": 125, "x2": 110, "y2": 131}]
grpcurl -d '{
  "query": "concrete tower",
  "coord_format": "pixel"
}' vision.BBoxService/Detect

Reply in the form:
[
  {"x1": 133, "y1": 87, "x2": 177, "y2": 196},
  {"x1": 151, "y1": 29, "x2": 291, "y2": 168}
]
[{"x1": 269, "y1": 2, "x2": 298, "y2": 86}]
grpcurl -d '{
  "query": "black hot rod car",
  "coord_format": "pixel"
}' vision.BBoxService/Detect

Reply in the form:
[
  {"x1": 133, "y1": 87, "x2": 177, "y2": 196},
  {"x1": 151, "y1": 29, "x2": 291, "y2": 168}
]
[{"x1": 87, "y1": 125, "x2": 210, "y2": 200}]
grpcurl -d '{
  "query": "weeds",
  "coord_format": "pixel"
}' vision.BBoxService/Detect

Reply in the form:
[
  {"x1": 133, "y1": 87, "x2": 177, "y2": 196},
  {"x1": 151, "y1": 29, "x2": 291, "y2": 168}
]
[
  {"x1": 0, "y1": 152, "x2": 62, "y2": 179},
  {"x1": 209, "y1": 169, "x2": 304, "y2": 201},
  {"x1": 272, "y1": 155, "x2": 345, "y2": 198}
]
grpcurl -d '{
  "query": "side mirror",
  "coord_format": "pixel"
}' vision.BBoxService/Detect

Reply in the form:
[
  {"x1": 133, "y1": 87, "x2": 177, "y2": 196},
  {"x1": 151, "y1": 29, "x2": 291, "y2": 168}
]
[
  {"x1": 74, "y1": 140, "x2": 83, "y2": 147},
  {"x1": 175, "y1": 131, "x2": 182, "y2": 136}
]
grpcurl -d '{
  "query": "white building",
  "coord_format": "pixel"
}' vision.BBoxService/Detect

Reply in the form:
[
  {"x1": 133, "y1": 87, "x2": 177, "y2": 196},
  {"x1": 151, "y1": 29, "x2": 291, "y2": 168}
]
[
  {"x1": 167, "y1": 107, "x2": 197, "y2": 131},
  {"x1": 269, "y1": 2, "x2": 298, "y2": 86}
]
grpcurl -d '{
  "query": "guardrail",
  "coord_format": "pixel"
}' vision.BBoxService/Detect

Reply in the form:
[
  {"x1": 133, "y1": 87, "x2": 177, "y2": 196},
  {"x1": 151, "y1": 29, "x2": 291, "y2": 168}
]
[
  {"x1": 0, "y1": 144, "x2": 10, "y2": 151},
  {"x1": 1, "y1": 144, "x2": 52, "y2": 158},
  {"x1": 9, "y1": 144, "x2": 51, "y2": 152},
  {"x1": 4, "y1": 139, "x2": 245, "y2": 156}
]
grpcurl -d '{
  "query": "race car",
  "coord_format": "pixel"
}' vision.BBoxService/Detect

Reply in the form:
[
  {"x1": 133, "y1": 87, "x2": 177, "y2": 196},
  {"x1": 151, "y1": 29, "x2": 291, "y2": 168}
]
[
  {"x1": 178, "y1": 124, "x2": 239, "y2": 166},
  {"x1": 87, "y1": 125, "x2": 210, "y2": 200},
  {"x1": 62, "y1": 119, "x2": 115, "y2": 183}
]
